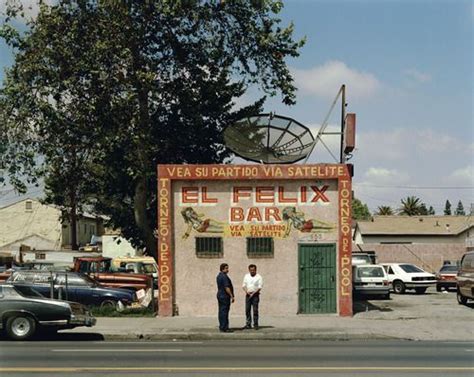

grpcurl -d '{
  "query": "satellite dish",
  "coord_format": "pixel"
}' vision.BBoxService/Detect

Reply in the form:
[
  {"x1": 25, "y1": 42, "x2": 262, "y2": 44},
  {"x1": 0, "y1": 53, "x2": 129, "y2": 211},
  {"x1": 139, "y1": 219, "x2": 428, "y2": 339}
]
[{"x1": 223, "y1": 113, "x2": 314, "y2": 164}]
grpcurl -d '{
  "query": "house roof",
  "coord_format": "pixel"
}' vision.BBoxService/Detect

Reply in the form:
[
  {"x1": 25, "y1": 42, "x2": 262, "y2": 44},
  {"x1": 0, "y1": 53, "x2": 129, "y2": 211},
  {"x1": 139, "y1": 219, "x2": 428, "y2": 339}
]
[
  {"x1": 0, "y1": 198, "x2": 102, "y2": 220},
  {"x1": 356, "y1": 215, "x2": 473, "y2": 236}
]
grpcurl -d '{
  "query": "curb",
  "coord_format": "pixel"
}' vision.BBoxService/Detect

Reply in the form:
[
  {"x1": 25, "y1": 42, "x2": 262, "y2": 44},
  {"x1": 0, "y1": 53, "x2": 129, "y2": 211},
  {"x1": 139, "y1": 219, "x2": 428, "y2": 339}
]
[{"x1": 95, "y1": 332, "x2": 406, "y2": 342}]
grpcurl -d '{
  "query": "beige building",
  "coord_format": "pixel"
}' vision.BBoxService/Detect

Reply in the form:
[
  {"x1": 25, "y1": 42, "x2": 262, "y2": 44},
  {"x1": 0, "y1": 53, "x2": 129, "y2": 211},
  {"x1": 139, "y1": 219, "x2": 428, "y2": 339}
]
[
  {"x1": 0, "y1": 198, "x2": 103, "y2": 252},
  {"x1": 157, "y1": 164, "x2": 353, "y2": 317},
  {"x1": 354, "y1": 215, "x2": 473, "y2": 272}
]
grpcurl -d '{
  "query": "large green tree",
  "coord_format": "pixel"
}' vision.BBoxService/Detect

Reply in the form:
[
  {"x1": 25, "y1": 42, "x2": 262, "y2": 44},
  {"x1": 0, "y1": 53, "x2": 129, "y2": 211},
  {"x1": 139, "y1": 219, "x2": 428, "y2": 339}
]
[
  {"x1": 375, "y1": 205, "x2": 393, "y2": 216},
  {"x1": 352, "y1": 197, "x2": 371, "y2": 221},
  {"x1": 0, "y1": 0, "x2": 304, "y2": 255},
  {"x1": 444, "y1": 200, "x2": 452, "y2": 215}
]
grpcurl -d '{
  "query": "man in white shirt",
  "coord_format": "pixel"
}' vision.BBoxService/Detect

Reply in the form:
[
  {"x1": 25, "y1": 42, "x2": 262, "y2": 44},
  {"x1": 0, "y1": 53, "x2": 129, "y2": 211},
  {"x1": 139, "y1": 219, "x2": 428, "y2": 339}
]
[{"x1": 242, "y1": 264, "x2": 263, "y2": 330}]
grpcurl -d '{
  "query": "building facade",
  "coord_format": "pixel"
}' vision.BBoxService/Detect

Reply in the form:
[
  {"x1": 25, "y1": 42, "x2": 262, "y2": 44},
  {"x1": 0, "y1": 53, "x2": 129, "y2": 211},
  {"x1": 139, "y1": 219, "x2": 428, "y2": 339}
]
[
  {"x1": 354, "y1": 216, "x2": 473, "y2": 272},
  {"x1": 157, "y1": 164, "x2": 353, "y2": 317}
]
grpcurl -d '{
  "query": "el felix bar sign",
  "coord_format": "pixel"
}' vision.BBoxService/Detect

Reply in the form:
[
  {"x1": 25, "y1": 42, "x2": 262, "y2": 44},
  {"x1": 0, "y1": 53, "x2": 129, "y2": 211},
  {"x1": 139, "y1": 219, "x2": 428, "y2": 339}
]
[{"x1": 157, "y1": 164, "x2": 353, "y2": 317}]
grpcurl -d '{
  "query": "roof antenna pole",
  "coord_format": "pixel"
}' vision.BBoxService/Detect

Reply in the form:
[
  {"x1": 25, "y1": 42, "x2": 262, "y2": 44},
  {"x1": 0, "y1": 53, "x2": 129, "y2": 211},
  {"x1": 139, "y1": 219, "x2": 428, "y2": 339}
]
[
  {"x1": 303, "y1": 85, "x2": 344, "y2": 164},
  {"x1": 340, "y1": 84, "x2": 346, "y2": 163}
]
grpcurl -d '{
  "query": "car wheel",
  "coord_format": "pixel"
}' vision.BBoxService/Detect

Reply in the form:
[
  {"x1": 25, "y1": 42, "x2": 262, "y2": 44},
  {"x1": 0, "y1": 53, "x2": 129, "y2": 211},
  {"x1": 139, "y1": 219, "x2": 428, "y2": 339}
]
[
  {"x1": 5, "y1": 315, "x2": 36, "y2": 341},
  {"x1": 100, "y1": 300, "x2": 118, "y2": 309},
  {"x1": 457, "y1": 290, "x2": 468, "y2": 305},
  {"x1": 436, "y1": 285, "x2": 442, "y2": 292},
  {"x1": 392, "y1": 280, "x2": 405, "y2": 294},
  {"x1": 415, "y1": 287, "x2": 427, "y2": 294}
]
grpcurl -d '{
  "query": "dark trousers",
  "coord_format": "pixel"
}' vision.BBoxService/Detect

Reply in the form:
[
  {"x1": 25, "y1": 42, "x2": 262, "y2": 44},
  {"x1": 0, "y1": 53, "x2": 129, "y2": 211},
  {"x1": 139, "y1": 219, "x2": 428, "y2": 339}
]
[
  {"x1": 245, "y1": 294, "x2": 260, "y2": 327},
  {"x1": 217, "y1": 296, "x2": 231, "y2": 330}
]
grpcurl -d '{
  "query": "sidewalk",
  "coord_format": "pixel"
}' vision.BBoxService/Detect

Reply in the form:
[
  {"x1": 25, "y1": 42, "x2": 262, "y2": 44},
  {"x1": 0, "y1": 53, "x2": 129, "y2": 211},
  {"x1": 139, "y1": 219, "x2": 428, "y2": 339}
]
[{"x1": 67, "y1": 304, "x2": 473, "y2": 342}]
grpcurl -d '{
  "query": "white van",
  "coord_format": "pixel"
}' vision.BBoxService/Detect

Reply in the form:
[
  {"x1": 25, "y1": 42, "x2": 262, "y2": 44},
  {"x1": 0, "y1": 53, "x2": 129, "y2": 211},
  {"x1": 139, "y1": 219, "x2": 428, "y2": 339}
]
[{"x1": 353, "y1": 264, "x2": 390, "y2": 299}]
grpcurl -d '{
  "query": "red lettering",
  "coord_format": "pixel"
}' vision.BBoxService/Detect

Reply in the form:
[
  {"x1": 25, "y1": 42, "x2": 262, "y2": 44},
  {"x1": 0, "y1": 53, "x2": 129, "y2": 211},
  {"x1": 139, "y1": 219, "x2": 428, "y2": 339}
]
[
  {"x1": 230, "y1": 207, "x2": 244, "y2": 221},
  {"x1": 300, "y1": 186, "x2": 307, "y2": 202},
  {"x1": 182, "y1": 187, "x2": 198, "y2": 203},
  {"x1": 265, "y1": 207, "x2": 281, "y2": 222},
  {"x1": 311, "y1": 185, "x2": 330, "y2": 203},
  {"x1": 201, "y1": 187, "x2": 217, "y2": 203},
  {"x1": 278, "y1": 186, "x2": 297, "y2": 203},
  {"x1": 256, "y1": 187, "x2": 274, "y2": 203},
  {"x1": 247, "y1": 207, "x2": 263, "y2": 222},
  {"x1": 233, "y1": 187, "x2": 252, "y2": 203}
]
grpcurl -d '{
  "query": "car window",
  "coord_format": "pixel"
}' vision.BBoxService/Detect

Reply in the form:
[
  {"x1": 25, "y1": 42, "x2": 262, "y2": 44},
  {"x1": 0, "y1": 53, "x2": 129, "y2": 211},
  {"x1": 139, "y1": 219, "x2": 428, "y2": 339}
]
[
  {"x1": 439, "y1": 265, "x2": 458, "y2": 273},
  {"x1": 461, "y1": 255, "x2": 474, "y2": 269},
  {"x1": 357, "y1": 267, "x2": 385, "y2": 278},
  {"x1": 13, "y1": 285, "x2": 45, "y2": 298},
  {"x1": 399, "y1": 264, "x2": 424, "y2": 273},
  {"x1": 384, "y1": 266, "x2": 394, "y2": 275},
  {"x1": 143, "y1": 264, "x2": 157, "y2": 273}
]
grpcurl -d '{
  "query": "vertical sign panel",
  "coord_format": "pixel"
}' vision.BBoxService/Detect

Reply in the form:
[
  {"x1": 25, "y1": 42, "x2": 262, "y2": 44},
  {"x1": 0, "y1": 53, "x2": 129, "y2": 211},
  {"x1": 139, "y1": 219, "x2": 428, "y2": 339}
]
[
  {"x1": 157, "y1": 173, "x2": 173, "y2": 316},
  {"x1": 338, "y1": 173, "x2": 353, "y2": 316}
]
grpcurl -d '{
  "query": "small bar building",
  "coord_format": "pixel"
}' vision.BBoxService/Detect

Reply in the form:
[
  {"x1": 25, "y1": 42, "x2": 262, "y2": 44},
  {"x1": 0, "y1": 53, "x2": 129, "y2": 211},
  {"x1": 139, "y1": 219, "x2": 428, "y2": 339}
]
[{"x1": 157, "y1": 164, "x2": 353, "y2": 317}]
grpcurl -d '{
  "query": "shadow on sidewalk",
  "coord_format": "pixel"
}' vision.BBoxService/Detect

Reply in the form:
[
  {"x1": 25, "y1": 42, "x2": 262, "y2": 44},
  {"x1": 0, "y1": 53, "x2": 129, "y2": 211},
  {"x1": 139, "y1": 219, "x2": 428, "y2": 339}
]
[{"x1": 353, "y1": 299, "x2": 393, "y2": 314}]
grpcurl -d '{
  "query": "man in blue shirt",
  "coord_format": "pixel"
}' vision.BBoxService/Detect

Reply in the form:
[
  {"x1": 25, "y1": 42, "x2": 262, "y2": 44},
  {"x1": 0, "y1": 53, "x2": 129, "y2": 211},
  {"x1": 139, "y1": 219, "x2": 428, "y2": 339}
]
[{"x1": 216, "y1": 263, "x2": 234, "y2": 332}]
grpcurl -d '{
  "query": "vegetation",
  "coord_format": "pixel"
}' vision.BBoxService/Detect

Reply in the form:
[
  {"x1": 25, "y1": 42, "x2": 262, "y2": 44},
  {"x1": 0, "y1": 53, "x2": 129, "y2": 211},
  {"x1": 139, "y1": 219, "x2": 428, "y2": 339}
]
[
  {"x1": 0, "y1": 0, "x2": 304, "y2": 254},
  {"x1": 454, "y1": 200, "x2": 465, "y2": 216},
  {"x1": 398, "y1": 196, "x2": 422, "y2": 216},
  {"x1": 444, "y1": 200, "x2": 452, "y2": 215},
  {"x1": 352, "y1": 197, "x2": 371, "y2": 220},
  {"x1": 375, "y1": 206, "x2": 393, "y2": 216}
]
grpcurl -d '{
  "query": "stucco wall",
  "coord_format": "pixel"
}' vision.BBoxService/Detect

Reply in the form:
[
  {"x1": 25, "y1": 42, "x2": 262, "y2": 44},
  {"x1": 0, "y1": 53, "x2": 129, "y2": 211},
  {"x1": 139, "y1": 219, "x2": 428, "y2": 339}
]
[
  {"x1": 358, "y1": 243, "x2": 467, "y2": 273},
  {"x1": 360, "y1": 234, "x2": 467, "y2": 244},
  {"x1": 0, "y1": 200, "x2": 62, "y2": 249},
  {"x1": 173, "y1": 179, "x2": 340, "y2": 316}
]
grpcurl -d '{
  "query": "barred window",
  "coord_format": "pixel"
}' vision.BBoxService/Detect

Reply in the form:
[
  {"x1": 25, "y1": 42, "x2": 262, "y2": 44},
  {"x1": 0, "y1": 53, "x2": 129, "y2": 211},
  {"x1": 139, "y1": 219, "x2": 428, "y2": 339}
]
[
  {"x1": 195, "y1": 237, "x2": 223, "y2": 258},
  {"x1": 247, "y1": 237, "x2": 274, "y2": 258}
]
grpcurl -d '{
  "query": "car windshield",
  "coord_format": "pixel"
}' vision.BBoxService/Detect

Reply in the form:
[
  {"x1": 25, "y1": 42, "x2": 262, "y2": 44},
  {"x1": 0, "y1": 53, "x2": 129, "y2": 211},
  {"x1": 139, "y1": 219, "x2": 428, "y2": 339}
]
[
  {"x1": 352, "y1": 255, "x2": 371, "y2": 264},
  {"x1": 439, "y1": 265, "x2": 458, "y2": 273},
  {"x1": 400, "y1": 264, "x2": 424, "y2": 273},
  {"x1": 357, "y1": 266, "x2": 385, "y2": 278},
  {"x1": 14, "y1": 285, "x2": 45, "y2": 298},
  {"x1": 143, "y1": 264, "x2": 157, "y2": 273}
]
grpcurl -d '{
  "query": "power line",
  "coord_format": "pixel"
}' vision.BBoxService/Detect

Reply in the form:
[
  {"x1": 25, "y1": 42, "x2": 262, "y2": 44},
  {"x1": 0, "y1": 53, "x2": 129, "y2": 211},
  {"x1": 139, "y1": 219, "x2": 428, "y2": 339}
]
[{"x1": 355, "y1": 184, "x2": 474, "y2": 190}]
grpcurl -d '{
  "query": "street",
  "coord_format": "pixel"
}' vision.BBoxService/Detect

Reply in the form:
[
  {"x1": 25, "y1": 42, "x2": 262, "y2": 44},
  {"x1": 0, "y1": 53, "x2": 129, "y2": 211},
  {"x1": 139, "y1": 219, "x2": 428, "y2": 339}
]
[{"x1": 0, "y1": 339, "x2": 473, "y2": 377}]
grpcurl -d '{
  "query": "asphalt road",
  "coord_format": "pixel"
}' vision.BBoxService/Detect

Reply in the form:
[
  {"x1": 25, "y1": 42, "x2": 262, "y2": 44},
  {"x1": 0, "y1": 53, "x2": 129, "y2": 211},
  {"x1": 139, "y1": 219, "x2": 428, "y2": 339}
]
[{"x1": 0, "y1": 339, "x2": 473, "y2": 377}]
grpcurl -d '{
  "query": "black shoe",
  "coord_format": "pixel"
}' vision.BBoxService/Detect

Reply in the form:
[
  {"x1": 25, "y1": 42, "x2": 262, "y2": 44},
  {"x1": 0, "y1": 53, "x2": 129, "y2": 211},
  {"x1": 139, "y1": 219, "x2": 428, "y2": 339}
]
[
  {"x1": 254, "y1": 326, "x2": 259, "y2": 330},
  {"x1": 243, "y1": 325, "x2": 252, "y2": 329},
  {"x1": 220, "y1": 329, "x2": 234, "y2": 333}
]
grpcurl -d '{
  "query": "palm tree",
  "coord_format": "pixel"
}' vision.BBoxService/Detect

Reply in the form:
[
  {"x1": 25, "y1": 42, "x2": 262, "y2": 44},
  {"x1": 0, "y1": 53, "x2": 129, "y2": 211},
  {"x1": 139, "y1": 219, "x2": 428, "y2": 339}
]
[
  {"x1": 376, "y1": 206, "x2": 394, "y2": 215},
  {"x1": 399, "y1": 196, "x2": 422, "y2": 216}
]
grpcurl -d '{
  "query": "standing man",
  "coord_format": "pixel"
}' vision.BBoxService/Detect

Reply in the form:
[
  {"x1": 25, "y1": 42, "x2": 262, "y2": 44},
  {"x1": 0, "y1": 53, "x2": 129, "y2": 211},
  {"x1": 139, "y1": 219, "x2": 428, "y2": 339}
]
[
  {"x1": 216, "y1": 263, "x2": 234, "y2": 333},
  {"x1": 242, "y1": 264, "x2": 263, "y2": 330}
]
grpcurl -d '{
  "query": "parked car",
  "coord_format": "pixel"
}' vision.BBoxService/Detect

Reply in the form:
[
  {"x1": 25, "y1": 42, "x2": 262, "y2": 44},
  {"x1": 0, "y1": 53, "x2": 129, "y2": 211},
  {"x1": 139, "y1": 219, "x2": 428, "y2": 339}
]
[
  {"x1": 352, "y1": 264, "x2": 390, "y2": 299},
  {"x1": 352, "y1": 253, "x2": 373, "y2": 266},
  {"x1": 0, "y1": 283, "x2": 96, "y2": 340},
  {"x1": 436, "y1": 264, "x2": 459, "y2": 292},
  {"x1": 7, "y1": 270, "x2": 138, "y2": 309},
  {"x1": 381, "y1": 263, "x2": 436, "y2": 294},
  {"x1": 72, "y1": 256, "x2": 152, "y2": 291},
  {"x1": 457, "y1": 251, "x2": 474, "y2": 305}
]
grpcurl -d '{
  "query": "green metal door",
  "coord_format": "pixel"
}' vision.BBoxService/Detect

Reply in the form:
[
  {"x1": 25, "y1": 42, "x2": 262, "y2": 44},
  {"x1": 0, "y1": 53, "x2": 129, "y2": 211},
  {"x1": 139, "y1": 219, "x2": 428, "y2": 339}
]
[{"x1": 298, "y1": 243, "x2": 337, "y2": 314}]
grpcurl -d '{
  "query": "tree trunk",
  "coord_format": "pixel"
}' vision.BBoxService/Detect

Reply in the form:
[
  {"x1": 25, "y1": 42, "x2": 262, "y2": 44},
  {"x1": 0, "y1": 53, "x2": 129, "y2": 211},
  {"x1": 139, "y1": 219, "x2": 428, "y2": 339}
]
[
  {"x1": 133, "y1": 176, "x2": 157, "y2": 258},
  {"x1": 70, "y1": 192, "x2": 78, "y2": 250}
]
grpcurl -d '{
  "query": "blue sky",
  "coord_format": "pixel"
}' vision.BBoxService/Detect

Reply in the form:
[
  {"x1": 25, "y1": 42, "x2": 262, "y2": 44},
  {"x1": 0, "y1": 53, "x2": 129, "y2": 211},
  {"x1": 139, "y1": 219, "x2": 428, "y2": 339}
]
[{"x1": 0, "y1": 0, "x2": 473, "y2": 214}]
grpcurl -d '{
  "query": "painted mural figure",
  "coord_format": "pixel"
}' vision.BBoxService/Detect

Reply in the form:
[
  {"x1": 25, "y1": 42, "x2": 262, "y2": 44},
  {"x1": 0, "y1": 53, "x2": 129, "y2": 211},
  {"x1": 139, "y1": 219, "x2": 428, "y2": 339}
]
[
  {"x1": 282, "y1": 206, "x2": 335, "y2": 237},
  {"x1": 181, "y1": 207, "x2": 225, "y2": 239}
]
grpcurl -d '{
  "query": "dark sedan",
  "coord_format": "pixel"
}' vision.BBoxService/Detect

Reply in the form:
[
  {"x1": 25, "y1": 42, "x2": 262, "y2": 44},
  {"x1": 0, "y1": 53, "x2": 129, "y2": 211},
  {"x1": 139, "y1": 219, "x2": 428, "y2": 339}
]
[
  {"x1": 436, "y1": 265, "x2": 459, "y2": 292},
  {"x1": 0, "y1": 284, "x2": 96, "y2": 340},
  {"x1": 8, "y1": 271, "x2": 137, "y2": 308}
]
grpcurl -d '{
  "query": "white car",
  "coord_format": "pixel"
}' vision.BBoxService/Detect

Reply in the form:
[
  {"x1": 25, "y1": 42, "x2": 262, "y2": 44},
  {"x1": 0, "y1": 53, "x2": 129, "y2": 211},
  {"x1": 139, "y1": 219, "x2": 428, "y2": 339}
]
[
  {"x1": 353, "y1": 264, "x2": 390, "y2": 299},
  {"x1": 381, "y1": 263, "x2": 436, "y2": 294}
]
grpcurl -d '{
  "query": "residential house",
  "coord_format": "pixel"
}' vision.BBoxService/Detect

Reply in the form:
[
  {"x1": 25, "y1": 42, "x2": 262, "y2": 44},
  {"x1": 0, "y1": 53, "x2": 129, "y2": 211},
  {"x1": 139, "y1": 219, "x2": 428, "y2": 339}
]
[
  {"x1": 0, "y1": 198, "x2": 104, "y2": 253},
  {"x1": 354, "y1": 215, "x2": 473, "y2": 272}
]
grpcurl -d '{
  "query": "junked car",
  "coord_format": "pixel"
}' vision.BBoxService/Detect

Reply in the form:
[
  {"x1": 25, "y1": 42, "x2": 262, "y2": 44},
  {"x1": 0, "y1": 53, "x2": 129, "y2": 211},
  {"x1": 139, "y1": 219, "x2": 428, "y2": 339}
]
[
  {"x1": 352, "y1": 264, "x2": 390, "y2": 299},
  {"x1": 7, "y1": 270, "x2": 138, "y2": 309},
  {"x1": 0, "y1": 283, "x2": 96, "y2": 340},
  {"x1": 381, "y1": 263, "x2": 436, "y2": 294}
]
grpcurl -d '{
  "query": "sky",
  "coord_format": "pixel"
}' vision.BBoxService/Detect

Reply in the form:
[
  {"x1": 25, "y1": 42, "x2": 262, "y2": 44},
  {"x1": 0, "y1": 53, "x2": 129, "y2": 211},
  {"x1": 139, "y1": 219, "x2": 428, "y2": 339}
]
[{"x1": 0, "y1": 0, "x2": 473, "y2": 214}]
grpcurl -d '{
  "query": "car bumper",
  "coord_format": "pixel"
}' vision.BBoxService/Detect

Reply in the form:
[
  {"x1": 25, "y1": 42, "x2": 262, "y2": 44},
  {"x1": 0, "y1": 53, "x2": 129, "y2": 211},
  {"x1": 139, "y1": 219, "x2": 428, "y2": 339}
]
[
  {"x1": 354, "y1": 286, "x2": 390, "y2": 295},
  {"x1": 437, "y1": 281, "x2": 457, "y2": 288},
  {"x1": 404, "y1": 282, "x2": 436, "y2": 289},
  {"x1": 69, "y1": 313, "x2": 97, "y2": 327}
]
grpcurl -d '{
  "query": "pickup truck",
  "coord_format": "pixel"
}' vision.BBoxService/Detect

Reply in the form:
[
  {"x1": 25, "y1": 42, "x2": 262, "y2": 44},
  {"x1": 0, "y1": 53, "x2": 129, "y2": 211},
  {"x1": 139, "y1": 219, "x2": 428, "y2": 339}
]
[{"x1": 72, "y1": 256, "x2": 152, "y2": 292}]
